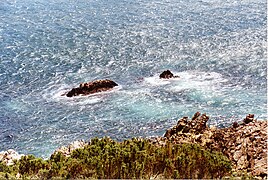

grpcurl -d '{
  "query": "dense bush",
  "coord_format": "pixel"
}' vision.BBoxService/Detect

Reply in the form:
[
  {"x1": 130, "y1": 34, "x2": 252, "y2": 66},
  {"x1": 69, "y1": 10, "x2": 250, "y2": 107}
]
[{"x1": 0, "y1": 137, "x2": 231, "y2": 179}]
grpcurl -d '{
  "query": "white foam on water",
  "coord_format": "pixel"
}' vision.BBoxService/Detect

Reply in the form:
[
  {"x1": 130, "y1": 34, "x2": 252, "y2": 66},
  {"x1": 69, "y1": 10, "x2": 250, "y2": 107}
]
[
  {"x1": 169, "y1": 71, "x2": 228, "y2": 92},
  {"x1": 142, "y1": 71, "x2": 228, "y2": 94},
  {"x1": 139, "y1": 71, "x2": 229, "y2": 106},
  {"x1": 4, "y1": 100, "x2": 28, "y2": 112},
  {"x1": 143, "y1": 73, "x2": 181, "y2": 86}
]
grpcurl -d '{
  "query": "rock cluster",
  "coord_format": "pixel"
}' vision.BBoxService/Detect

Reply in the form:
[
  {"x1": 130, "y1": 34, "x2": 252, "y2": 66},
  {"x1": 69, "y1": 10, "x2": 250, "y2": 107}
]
[
  {"x1": 1, "y1": 112, "x2": 266, "y2": 179},
  {"x1": 161, "y1": 113, "x2": 267, "y2": 178},
  {"x1": 64, "y1": 71, "x2": 181, "y2": 97},
  {"x1": 0, "y1": 149, "x2": 24, "y2": 166},
  {"x1": 243, "y1": 114, "x2": 254, "y2": 124},
  {"x1": 164, "y1": 112, "x2": 209, "y2": 137},
  {"x1": 53, "y1": 140, "x2": 88, "y2": 157},
  {"x1": 159, "y1": 70, "x2": 179, "y2": 79},
  {"x1": 209, "y1": 119, "x2": 267, "y2": 177},
  {"x1": 65, "y1": 79, "x2": 118, "y2": 97}
]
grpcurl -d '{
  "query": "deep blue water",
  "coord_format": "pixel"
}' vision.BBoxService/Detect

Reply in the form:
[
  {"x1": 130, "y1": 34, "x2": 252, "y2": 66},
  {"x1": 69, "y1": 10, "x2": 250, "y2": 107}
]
[{"x1": 0, "y1": 0, "x2": 267, "y2": 157}]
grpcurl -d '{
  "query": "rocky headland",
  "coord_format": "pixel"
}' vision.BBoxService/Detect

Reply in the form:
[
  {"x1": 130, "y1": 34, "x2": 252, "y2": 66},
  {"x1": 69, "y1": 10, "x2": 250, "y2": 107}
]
[
  {"x1": 0, "y1": 113, "x2": 267, "y2": 179},
  {"x1": 50, "y1": 112, "x2": 268, "y2": 177},
  {"x1": 152, "y1": 113, "x2": 267, "y2": 178},
  {"x1": 46, "y1": 113, "x2": 268, "y2": 178}
]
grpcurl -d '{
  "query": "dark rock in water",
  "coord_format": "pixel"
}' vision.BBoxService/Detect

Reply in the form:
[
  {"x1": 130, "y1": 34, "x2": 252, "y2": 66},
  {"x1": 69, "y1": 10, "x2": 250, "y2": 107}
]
[
  {"x1": 65, "y1": 79, "x2": 118, "y2": 97},
  {"x1": 159, "y1": 70, "x2": 179, "y2": 79}
]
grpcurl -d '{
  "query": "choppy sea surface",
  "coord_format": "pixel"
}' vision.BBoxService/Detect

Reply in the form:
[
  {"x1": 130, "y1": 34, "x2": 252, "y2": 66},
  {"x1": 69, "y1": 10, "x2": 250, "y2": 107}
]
[{"x1": 0, "y1": 0, "x2": 267, "y2": 157}]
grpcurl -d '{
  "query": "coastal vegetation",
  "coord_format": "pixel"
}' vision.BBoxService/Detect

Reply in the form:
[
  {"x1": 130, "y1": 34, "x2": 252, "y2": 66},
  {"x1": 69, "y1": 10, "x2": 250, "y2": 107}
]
[
  {"x1": 1, "y1": 113, "x2": 266, "y2": 179},
  {"x1": 0, "y1": 137, "x2": 231, "y2": 179}
]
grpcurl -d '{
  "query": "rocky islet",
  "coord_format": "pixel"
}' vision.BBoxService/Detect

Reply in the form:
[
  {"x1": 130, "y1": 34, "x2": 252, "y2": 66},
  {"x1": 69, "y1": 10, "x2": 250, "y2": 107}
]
[
  {"x1": 63, "y1": 70, "x2": 178, "y2": 97},
  {"x1": 64, "y1": 79, "x2": 118, "y2": 97}
]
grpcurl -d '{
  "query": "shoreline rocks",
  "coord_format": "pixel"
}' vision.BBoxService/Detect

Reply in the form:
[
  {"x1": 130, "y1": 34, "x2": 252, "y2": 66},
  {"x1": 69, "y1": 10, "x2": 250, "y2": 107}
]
[
  {"x1": 164, "y1": 112, "x2": 209, "y2": 137},
  {"x1": 53, "y1": 140, "x2": 88, "y2": 157},
  {"x1": 0, "y1": 149, "x2": 24, "y2": 166},
  {"x1": 64, "y1": 79, "x2": 118, "y2": 97},
  {"x1": 161, "y1": 113, "x2": 267, "y2": 178},
  {"x1": 1, "y1": 113, "x2": 266, "y2": 178},
  {"x1": 210, "y1": 119, "x2": 267, "y2": 177}
]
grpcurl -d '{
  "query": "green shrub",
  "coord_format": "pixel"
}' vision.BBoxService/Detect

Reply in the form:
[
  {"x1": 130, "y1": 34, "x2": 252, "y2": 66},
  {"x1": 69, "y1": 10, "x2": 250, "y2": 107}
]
[
  {"x1": 0, "y1": 137, "x2": 232, "y2": 179},
  {"x1": 0, "y1": 161, "x2": 10, "y2": 173}
]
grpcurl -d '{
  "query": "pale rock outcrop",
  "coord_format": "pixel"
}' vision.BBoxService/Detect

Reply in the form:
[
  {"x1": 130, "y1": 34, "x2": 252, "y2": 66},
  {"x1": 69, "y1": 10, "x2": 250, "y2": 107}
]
[
  {"x1": 0, "y1": 149, "x2": 24, "y2": 166},
  {"x1": 53, "y1": 140, "x2": 88, "y2": 157}
]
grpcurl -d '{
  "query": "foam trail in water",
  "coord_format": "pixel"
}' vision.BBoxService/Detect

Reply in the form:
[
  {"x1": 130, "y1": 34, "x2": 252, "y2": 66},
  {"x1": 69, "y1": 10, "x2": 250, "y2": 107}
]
[
  {"x1": 41, "y1": 83, "x2": 123, "y2": 106},
  {"x1": 143, "y1": 71, "x2": 228, "y2": 91}
]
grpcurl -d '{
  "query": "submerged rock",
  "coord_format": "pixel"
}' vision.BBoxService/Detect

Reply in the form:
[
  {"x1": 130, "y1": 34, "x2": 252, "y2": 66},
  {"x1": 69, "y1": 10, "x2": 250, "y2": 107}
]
[
  {"x1": 64, "y1": 79, "x2": 118, "y2": 97},
  {"x1": 159, "y1": 70, "x2": 179, "y2": 79}
]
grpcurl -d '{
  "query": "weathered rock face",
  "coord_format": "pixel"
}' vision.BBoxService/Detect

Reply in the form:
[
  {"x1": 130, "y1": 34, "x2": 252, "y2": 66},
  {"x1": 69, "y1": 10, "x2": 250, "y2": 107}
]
[
  {"x1": 0, "y1": 149, "x2": 24, "y2": 166},
  {"x1": 209, "y1": 119, "x2": 267, "y2": 177},
  {"x1": 159, "y1": 70, "x2": 179, "y2": 79},
  {"x1": 65, "y1": 79, "x2": 118, "y2": 97},
  {"x1": 53, "y1": 140, "x2": 88, "y2": 157},
  {"x1": 243, "y1": 114, "x2": 254, "y2": 124},
  {"x1": 160, "y1": 113, "x2": 267, "y2": 178},
  {"x1": 164, "y1": 112, "x2": 209, "y2": 138}
]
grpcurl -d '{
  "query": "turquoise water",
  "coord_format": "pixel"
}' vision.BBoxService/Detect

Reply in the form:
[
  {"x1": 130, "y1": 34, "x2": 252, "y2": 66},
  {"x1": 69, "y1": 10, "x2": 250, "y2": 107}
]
[{"x1": 0, "y1": 0, "x2": 267, "y2": 157}]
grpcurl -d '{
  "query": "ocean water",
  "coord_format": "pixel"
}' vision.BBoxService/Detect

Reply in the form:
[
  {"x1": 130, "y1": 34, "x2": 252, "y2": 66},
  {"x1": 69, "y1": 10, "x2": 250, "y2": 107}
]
[{"x1": 0, "y1": 0, "x2": 266, "y2": 157}]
